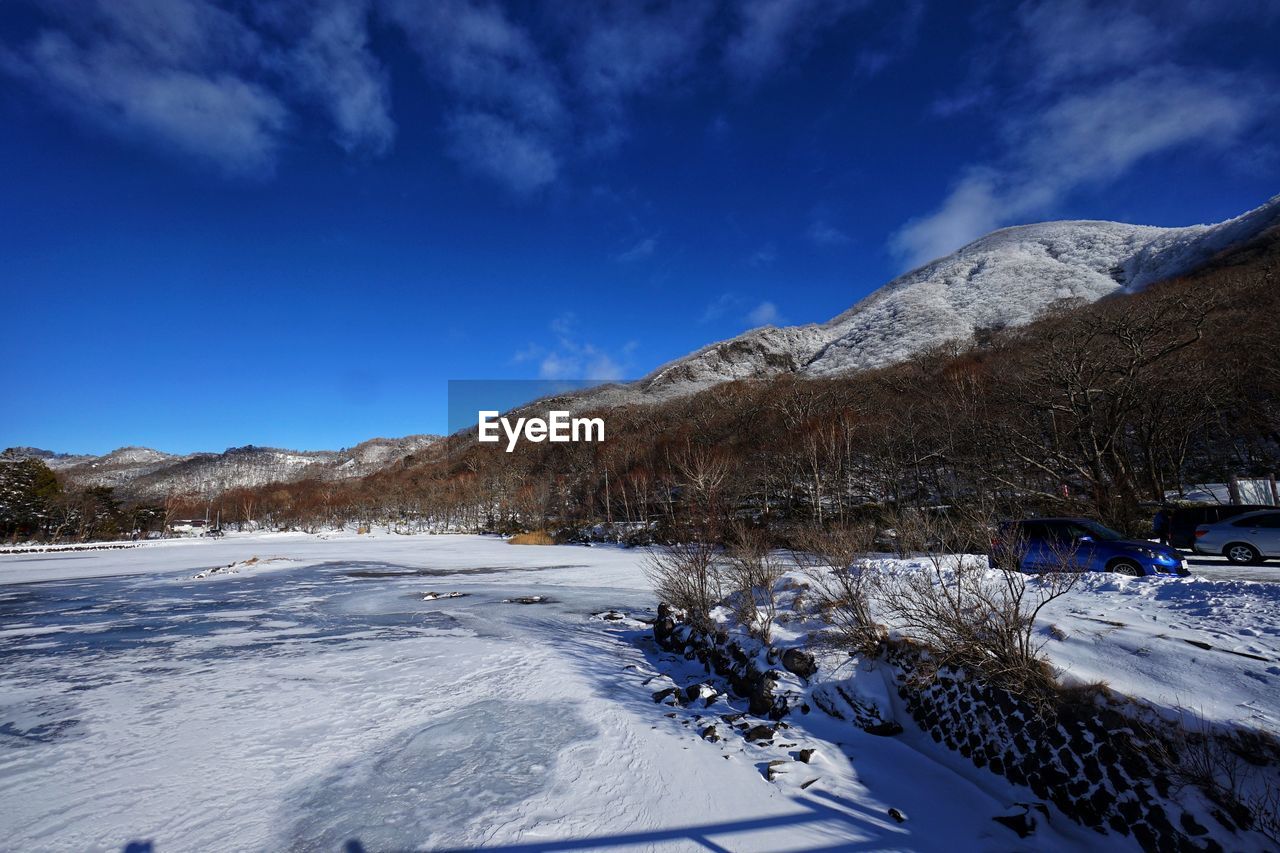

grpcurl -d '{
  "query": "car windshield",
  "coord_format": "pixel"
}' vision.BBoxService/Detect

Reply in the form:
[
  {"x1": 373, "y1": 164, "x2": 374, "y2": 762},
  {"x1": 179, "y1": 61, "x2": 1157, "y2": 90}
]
[{"x1": 1073, "y1": 520, "x2": 1125, "y2": 541}]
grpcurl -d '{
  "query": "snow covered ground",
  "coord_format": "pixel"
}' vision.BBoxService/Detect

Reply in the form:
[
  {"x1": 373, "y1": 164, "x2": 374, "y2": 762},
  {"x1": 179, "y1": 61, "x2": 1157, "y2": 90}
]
[{"x1": 0, "y1": 533, "x2": 1276, "y2": 851}]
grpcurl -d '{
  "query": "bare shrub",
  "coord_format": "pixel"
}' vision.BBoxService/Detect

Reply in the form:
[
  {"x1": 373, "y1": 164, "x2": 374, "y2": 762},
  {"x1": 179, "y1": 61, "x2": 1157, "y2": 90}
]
[
  {"x1": 792, "y1": 522, "x2": 885, "y2": 654},
  {"x1": 643, "y1": 540, "x2": 723, "y2": 631},
  {"x1": 507, "y1": 530, "x2": 554, "y2": 545},
  {"x1": 722, "y1": 525, "x2": 785, "y2": 642},
  {"x1": 1144, "y1": 714, "x2": 1280, "y2": 843},
  {"x1": 884, "y1": 507, "x2": 930, "y2": 559},
  {"x1": 880, "y1": 513, "x2": 1083, "y2": 701}
]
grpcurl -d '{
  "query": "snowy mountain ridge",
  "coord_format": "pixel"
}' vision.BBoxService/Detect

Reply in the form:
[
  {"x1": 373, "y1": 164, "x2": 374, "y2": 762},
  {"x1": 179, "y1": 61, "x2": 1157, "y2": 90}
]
[
  {"x1": 614, "y1": 193, "x2": 1280, "y2": 402},
  {"x1": 8, "y1": 436, "x2": 440, "y2": 499}
]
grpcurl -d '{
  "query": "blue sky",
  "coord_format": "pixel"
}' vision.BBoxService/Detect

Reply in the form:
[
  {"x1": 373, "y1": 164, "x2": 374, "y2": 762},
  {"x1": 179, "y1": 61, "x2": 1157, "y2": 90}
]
[{"x1": 1, "y1": 0, "x2": 1277, "y2": 454}]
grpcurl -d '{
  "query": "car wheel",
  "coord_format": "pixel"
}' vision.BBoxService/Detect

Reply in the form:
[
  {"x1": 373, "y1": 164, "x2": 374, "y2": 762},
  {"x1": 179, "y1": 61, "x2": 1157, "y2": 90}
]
[
  {"x1": 1224, "y1": 543, "x2": 1263, "y2": 565},
  {"x1": 1107, "y1": 558, "x2": 1144, "y2": 577}
]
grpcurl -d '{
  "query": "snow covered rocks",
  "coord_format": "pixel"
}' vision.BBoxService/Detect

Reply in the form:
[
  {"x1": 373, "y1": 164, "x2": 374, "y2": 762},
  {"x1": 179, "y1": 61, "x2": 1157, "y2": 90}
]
[
  {"x1": 992, "y1": 803, "x2": 1047, "y2": 838},
  {"x1": 780, "y1": 647, "x2": 817, "y2": 679}
]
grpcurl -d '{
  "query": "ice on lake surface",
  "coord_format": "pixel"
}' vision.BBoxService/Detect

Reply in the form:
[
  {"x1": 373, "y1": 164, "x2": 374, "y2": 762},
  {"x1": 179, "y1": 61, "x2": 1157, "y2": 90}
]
[
  {"x1": 0, "y1": 536, "x2": 1118, "y2": 851},
  {"x1": 286, "y1": 699, "x2": 593, "y2": 851},
  {"x1": 0, "y1": 551, "x2": 657, "y2": 850}
]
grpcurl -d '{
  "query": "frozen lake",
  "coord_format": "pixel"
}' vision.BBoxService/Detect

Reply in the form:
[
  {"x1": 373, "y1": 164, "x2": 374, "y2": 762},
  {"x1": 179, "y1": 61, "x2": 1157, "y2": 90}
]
[{"x1": 0, "y1": 534, "x2": 1112, "y2": 852}]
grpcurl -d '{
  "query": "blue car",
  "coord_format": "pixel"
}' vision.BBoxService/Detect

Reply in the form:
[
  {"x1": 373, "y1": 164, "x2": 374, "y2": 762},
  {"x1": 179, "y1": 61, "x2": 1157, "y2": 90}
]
[{"x1": 990, "y1": 517, "x2": 1189, "y2": 577}]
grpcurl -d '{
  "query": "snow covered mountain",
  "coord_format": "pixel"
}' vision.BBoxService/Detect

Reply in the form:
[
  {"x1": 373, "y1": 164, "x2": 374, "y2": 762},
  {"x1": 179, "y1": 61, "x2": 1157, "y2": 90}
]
[
  {"x1": 10, "y1": 436, "x2": 439, "y2": 499},
  {"x1": 608, "y1": 193, "x2": 1280, "y2": 403}
]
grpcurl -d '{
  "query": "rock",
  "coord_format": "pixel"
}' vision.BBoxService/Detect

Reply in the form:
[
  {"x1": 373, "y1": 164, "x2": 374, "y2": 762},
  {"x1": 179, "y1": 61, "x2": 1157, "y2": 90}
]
[
  {"x1": 781, "y1": 648, "x2": 817, "y2": 678},
  {"x1": 1179, "y1": 812, "x2": 1208, "y2": 836},
  {"x1": 797, "y1": 748, "x2": 817, "y2": 764},
  {"x1": 993, "y1": 807, "x2": 1037, "y2": 838},
  {"x1": 701, "y1": 725, "x2": 721, "y2": 743},
  {"x1": 685, "y1": 683, "x2": 720, "y2": 707},
  {"x1": 863, "y1": 721, "x2": 904, "y2": 737},
  {"x1": 766, "y1": 759, "x2": 789, "y2": 781},
  {"x1": 888, "y1": 808, "x2": 907, "y2": 823},
  {"x1": 652, "y1": 687, "x2": 681, "y2": 705},
  {"x1": 748, "y1": 672, "x2": 782, "y2": 717},
  {"x1": 744, "y1": 724, "x2": 776, "y2": 743}
]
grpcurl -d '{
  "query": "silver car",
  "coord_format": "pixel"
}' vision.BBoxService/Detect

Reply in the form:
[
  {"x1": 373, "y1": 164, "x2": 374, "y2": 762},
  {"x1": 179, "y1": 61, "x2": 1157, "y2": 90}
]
[{"x1": 1193, "y1": 509, "x2": 1280, "y2": 564}]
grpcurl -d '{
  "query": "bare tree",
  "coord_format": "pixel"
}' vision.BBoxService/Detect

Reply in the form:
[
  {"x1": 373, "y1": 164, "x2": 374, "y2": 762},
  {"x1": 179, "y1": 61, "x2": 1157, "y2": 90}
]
[
  {"x1": 880, "y1": 513, "x2": 1083, "y2": 701},
  {"x1": 792, "y1": 522, "x2": 885, "y2": 654},
  {"x1": 643, "y1": 540, "x2": 723, "y2": 631},
  {"x1": 722, "y1": 524, "x2": 785, "y2": 642}
]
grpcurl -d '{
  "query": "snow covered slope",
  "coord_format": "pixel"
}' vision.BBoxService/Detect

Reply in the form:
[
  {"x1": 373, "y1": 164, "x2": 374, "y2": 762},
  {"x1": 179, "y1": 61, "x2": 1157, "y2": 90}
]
[
  {"x1": 11, "y1": 436, "x2": 439, "y2": 499},
  {"x1": 618, "y1": 193, "x2": 1280, "y2": 402}
]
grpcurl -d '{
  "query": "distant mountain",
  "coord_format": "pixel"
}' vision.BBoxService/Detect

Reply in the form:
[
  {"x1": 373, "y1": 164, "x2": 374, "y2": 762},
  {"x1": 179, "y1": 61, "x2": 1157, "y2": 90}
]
[
  {"x1": 3, "y1": 447, "x2": 97, "y2": 467},
  {"x1": 6, "y1": 436, "x2": 439, "y2": 499},
  {"x1": 583, "y1": 193, "x2": 1280, "y2": 406}
]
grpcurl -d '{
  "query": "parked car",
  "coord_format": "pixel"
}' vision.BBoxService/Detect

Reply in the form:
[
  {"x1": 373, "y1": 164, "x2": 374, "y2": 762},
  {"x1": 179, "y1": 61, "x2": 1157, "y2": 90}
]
[
  {"x1": 1192, "y1": 510, "x2": 1280, "y2": 564},
  {"x1": 1157, "y1": 503, "x2": 1273, "y2": 549},
  {"x1": 990, "y1": 517, "x2": 1189, "y2": 576}
]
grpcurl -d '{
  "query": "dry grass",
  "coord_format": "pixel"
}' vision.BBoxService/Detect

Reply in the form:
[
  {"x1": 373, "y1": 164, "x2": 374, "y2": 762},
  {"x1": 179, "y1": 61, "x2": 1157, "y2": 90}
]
[{"x1": 508, "y1": 531, "x2": 555, "y2": 545}]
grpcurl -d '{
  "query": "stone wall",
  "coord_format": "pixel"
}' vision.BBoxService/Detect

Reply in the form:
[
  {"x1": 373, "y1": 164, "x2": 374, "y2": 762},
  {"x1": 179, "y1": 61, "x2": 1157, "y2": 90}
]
[
  {"x1": 652, "y1": 603, "x2": 800, "y2": 719},
  {"x1": 652, "y1": 608, "x2": 1256, "y2": 851},
  {"x1": 887, "y1": 644, "x2": 1225, "y2": 852}
]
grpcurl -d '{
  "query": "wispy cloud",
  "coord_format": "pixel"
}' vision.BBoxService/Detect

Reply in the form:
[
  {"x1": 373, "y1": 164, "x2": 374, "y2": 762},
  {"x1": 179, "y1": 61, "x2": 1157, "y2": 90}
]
[
  {"x1": 724, "y1": 0, "x2": 869, "y2": 82},
  {"x1": 281, "y1": 0, "x2": 396, "y2": 157},
  {"x1": 702, "y1": 292, "x2": 786, "y2": 328},
  {"x1": 0, "y1": 0, "x2": 392, "y2": 177},
  {"x1": 746, "y1": 301, "x2": 782, "y2": 326},
  {"x1": 892, "y1": 0, "x2": 1278, "y2": 269},
  {"x1": 807, "y1": 219, "x2": 851, "y2": 246},
  {"x1": 563, "y1": 0, "x2": 714, "y2": 152},
  {"x1": 854, "y1": 0, "x2": 923, "y2": 78},
  {"x1": 701, "y1": 292, "x2": 741, "y2": 323},
  {"x1": 614, "y1": 236, "x2": 657, "y2": 263},
  {"x1": 748, "y1": 243, "x2": 778, "y2": 268},
  {"x1": 0, "y1": 0, "x2": 908, "y2": 190},
  {"x1": 515, "y1": 313, "x2": 633, "y2": 381},
  {"x1": 444, "y1": 111, "x2": 559, "y2": 194}
]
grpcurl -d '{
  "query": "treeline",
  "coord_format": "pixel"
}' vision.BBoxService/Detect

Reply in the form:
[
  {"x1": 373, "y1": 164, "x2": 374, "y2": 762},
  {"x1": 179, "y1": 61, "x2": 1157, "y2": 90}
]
[
  {"x1": 7, "y1": 233, "x2": 1277, "y2": 544},
  {"x1": 0, "y1": 455, "x2": 164, "y2": 542}
]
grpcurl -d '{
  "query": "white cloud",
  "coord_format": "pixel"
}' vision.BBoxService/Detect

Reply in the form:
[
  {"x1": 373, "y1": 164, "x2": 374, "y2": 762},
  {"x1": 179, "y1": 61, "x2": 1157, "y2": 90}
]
[
  {"x1": 746, "y1": 301, "x2": 782, "y2": 326},
  {"x1": 0, "y1": 0, "x2": 392, "y2": 176},
  {"x1": 3, "y1": 30, "x2": 288, "y2": 177},
  {"x1": 517, "y1": 313, "x2": 630, "y2": 381},
  {"x1": 808, "y1": 219, "x2": 851, "y2": 246},
  {"x1": 748, "y1": 243, "x2": 778, "y2": 267},
  {"x1": 701, "y1": 292, "x2": 741, "y2": 323},
  {"x1": 0, "y1": 0, "x2": 923, "y2": 190},
  {"x1": 890, "y1": 169, "x2": 1005, "y2": 269},
  {"x1": 725, "y1": 0, "x2": 868, "y2": 82},
  {"x1": 1016, "y1": 0, "x2": 1176, "y2": 87},
  {"x1": 854, "y1": 0, "x2": 923, "y2": 78},
  {"x1": 614, "y1": 236, "x2": 657, "y2": 263},
  {"x1": 566, "y1": 0, "x2": 713, "y2": 150},
  {"x1": 282, "y1": 0, "x2": 395, "y2": 156},
  {"x1": 701, "y1": 292, "x2": 785, "y2": 327},
  {"x1": 445, "y1": 111, "x2": 559, "y2": 194},
  {"x1": 380, "y1": 0, "x2": 566, "y2": 193},
  {"x1": 893, "y1": 0, "x2": 1277, "y2": 269}
]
